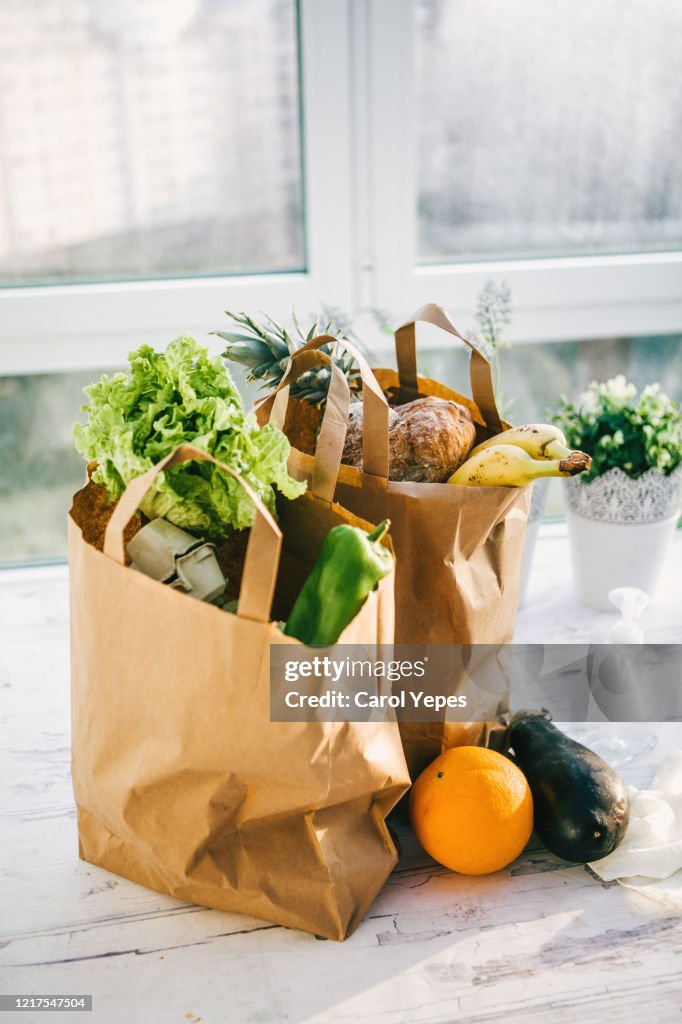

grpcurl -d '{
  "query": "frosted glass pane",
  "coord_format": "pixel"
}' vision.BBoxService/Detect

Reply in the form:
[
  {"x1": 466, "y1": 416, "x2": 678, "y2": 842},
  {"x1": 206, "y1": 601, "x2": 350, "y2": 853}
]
[
  {"x1": 416, "y1": 0, "x2": 682, "y2": 262},
  {"x1": 0, "y1": 0, "x2": 304, "y2": 284}
]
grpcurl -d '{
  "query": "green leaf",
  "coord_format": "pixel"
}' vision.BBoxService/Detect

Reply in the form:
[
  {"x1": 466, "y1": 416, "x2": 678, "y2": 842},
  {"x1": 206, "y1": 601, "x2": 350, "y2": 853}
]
[
  {"x1": 305, "y1": 320, "x2": 319, "y2": 344},
  {"x1": 73, "y1": 335, "x2": 306, "y2": 538},
  {"x1": 215, "y1": 338, "x2": 273, "y2": 371},
  {"x1": 211, "y1": 330, "x2": 269, "y2": 346},
  {"x1": 262, "y1": 313, "x2": 290, "y2": 342}
]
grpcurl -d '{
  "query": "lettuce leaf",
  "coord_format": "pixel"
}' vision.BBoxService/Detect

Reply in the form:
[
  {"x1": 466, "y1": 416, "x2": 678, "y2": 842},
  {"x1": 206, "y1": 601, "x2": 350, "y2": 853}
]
[{"x1": 73, "y1": 336, "x2": 306, "y2": 536}]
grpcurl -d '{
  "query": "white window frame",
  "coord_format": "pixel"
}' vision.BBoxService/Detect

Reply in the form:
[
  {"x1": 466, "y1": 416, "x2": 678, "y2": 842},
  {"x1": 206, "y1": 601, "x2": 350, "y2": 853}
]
[{"x1": 1, "y1": 0, "x2": 681, "y2": 375}]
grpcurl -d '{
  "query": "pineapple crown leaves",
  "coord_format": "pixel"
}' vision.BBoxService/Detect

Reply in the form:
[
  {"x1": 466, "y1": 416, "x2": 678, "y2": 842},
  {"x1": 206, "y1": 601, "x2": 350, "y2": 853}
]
[{"x1": 214, "y1": 308, "x2": 365, "y2": 406}]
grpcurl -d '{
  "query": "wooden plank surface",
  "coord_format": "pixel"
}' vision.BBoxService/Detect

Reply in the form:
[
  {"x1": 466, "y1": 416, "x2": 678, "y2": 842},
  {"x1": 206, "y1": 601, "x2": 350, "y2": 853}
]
[{"x1": 1, "y1": 531, "x2": 681, "y2": 1024}]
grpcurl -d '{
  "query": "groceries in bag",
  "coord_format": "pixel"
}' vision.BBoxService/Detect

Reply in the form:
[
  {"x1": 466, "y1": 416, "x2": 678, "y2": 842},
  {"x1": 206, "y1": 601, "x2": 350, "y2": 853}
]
[
  {"x1": 467, "y1": 422, "x2": 589, "y2": 462},
  {"x1": 126, "y1": 512, "x2": 395, "y2": 645},
  {"x1": 448, "y1": 442, "x2": 592, "y2": 487},
  {"x1": 215, "y1": 308, "x2": 363, "y2": 405},
  {"x1": 341, "y1": 396, "x2": 477, "y2": 482},
  {"x1": 448, "y1": 423, "x2": 592, "y2": 487},
  {"x1": 284, "y1": 520, "x2": 393, "y2": 645},
  {"x1": 250, "y1": 304, "x2": 559, "y2": 771},
  {"x1": 73, "y1": 335, "x2": 306, "y2": 539},
  {"x1": 74, "y1": 337, "x2": 395, "y2": 646},
  {"x1": 69, "y1": 437, "x2": 405, "y2": 941},
  {"x1": 126, "y1": 518, "x2": 227, "y2": 604}
]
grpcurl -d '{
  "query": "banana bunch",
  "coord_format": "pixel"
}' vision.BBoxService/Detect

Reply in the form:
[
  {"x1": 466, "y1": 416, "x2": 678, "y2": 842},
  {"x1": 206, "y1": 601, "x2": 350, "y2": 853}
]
[{"x1": 448, "y1": 424, "x2": 591, "y2": 487}]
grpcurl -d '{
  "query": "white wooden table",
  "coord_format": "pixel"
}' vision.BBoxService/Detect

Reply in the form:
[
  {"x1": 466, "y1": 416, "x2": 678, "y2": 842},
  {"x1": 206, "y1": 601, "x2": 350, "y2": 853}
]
[{"x1": 1, "y1": 527, "x2": 681, "y2": 1024}]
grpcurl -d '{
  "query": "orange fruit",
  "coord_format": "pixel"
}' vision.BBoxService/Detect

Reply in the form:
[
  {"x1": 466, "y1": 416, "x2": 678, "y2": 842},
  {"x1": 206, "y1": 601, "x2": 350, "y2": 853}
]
[{"x1": 409, "y1": 746, "x2": 533, "y2": 875}]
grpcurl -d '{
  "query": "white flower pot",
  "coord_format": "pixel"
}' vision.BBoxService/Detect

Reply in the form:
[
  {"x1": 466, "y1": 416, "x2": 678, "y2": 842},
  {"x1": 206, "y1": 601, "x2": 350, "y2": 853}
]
[{"x1": 565, "y1": 467, "x2": 682, "y2": 611}]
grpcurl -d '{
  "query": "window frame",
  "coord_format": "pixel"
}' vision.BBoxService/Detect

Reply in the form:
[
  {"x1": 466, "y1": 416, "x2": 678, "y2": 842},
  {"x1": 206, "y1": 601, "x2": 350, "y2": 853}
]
[{"x1": 1, "y1": 0, "x2": 681, "y2": 376}]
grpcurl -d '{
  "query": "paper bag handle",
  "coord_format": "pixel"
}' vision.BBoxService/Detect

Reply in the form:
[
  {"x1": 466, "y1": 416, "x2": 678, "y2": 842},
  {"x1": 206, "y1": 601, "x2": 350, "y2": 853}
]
[
  {"x1": 262, "y1": 348, "x2": 351, "y2": 503},
  {"x1": 103, "y1": 444, "x2": 282, "y2": 623},
  {"x1": 257, "y1": 335, "x2": 391, "y2": 481},
  {"x1": 395, "y1": 302, "x2": 502, "y2": 432}
]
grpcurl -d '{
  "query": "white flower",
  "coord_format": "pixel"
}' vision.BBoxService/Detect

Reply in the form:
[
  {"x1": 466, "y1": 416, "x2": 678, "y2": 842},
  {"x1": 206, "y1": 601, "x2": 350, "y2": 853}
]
[
  {"x1": 581, "y1": 381, "x2": 601, "y2": 415},
  {"x1": 601, "y1": 374, "x2": 637, "y2": 407}
]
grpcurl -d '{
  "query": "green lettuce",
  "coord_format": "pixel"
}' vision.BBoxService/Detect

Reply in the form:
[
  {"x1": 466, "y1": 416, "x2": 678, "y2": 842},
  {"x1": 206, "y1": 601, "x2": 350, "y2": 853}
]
[{"x1": 73, "y1": 336, "x2": 306, "y2": 536}]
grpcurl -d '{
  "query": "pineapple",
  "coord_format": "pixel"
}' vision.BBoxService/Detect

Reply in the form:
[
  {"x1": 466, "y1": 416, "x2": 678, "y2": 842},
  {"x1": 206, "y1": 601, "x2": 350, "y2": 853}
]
[{"x1": 213, "y1": 309, "x2": 363, "y2": 406}]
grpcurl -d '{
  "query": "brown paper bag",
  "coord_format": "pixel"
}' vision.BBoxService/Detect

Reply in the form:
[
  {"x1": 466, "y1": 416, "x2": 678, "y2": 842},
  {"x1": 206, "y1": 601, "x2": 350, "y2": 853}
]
[
  {"x1": 257, "y1": 305, "x2": 531, "y2": 777},
  {"x1": 69, "y1": 444, "x2": 410, "y2": 941}
]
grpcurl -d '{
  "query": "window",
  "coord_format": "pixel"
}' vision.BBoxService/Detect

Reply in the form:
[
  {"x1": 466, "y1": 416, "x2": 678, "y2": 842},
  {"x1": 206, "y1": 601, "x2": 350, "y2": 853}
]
[
  {"x1": 0, "y1": 0, "x2": 354, "y2": 375},
  {"x1": 415, "y1": 0, "x2": 682, "y2": 264},
  {"x1": 366, "y1": 0, "x2": 682, "y2": 340},
  {"x1": 0, "y1": 0, "x2": 304, "y2": 284}
]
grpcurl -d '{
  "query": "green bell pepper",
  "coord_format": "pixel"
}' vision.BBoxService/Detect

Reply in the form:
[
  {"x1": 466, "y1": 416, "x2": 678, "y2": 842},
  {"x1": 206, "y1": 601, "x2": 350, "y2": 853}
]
[{"x1": 284, "y1": 520, "x2": 393, "y2": 645}]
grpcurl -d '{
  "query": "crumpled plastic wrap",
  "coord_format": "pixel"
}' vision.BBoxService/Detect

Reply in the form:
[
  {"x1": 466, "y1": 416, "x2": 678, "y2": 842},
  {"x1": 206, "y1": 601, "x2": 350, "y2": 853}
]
[{"x1": 589, "y1": 751, "x2": 682, "y2": 909}]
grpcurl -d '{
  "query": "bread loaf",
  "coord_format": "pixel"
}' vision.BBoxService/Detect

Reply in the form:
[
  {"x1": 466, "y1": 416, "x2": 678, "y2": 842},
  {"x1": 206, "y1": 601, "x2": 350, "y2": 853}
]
[{"x1": 342, "y1": 396, "x2": 476, "y2": 482}]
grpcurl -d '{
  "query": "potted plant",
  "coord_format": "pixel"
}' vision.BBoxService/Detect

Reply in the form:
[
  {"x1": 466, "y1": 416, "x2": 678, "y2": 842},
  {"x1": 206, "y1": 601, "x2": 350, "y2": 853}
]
[{"x1": 553, "y1": 375, "x2": 682, "y2": 610}]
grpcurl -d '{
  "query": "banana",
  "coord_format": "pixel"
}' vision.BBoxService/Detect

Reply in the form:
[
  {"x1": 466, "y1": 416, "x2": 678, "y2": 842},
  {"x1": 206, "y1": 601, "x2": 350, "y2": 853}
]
[
  {"x1": 469, "y1": 423, "x2": 586, "y2": 462},
  {"x1": 448, "y1": 444, "x2": 591, "y2": 487}
]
